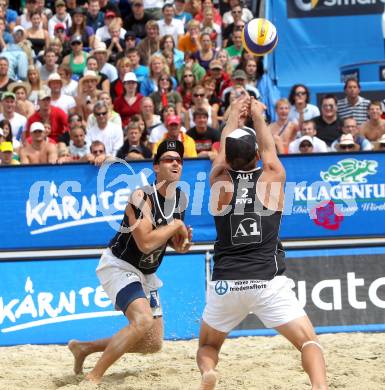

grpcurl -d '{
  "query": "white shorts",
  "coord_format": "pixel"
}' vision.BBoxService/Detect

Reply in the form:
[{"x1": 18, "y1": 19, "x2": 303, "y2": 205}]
[
  {"x1": 96, "y1": 248, "x2": 163, "y2": 317},
  {"x1": 203, "y1": 275, "x2": 306, "y2": 333}
]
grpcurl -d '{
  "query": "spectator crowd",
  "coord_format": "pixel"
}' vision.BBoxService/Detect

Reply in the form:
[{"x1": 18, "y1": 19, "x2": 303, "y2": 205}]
[{"x1": 0, "y1": 0, "x2": 385, "y2": 166}]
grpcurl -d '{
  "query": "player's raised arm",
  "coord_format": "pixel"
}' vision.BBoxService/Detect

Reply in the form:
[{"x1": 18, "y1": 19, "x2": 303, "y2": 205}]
[
  {"x1": 211, "y1": 94, "x2": 250, "y2": 181},
  {"x1": 250, "y1": 97, "x2": 285, "y2": 183}
]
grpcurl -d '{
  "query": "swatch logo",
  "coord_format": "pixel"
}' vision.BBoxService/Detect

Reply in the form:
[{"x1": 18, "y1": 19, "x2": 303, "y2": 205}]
[{"x1": 295, "y1": 0, "x2": 319, "y2": 11}]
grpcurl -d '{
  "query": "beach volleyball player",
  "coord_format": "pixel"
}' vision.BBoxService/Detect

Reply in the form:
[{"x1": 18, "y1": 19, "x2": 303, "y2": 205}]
[
  {"x1": 68, "y1": 140, "x2": 192, "y2": 384},
  {"x1": 196, "y1": 94, "x2": 328, "y2": 390}
]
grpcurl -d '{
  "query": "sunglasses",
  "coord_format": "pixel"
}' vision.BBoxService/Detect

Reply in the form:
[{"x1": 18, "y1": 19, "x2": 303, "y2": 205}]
[
  {"x1": 340, "y1": 144, "x2": 354, "y2": 150},
  {"x1": 183, "y1": 74, "x2": 193, "y2": 77},
  {"x1": 71, "y1": 41, "x2": 82, "y2": 45},
  {"x1": 159, "y1": 156, "x2": 183, "y2": 164},
  {"x1": 160, "y1": 77, "x2": 170, "y2": 81},
  {"x1": 300, "y1": 143, "x2": 312, "y2": 148},
  {"x1": 95, "y1": 111, "x2": 107, "y2": 117},
  {"x1": 322, "y1": 104, "x2": 335, "y2": 109},
  {"x1": 193, "y1": 93, "x2": 205, "y2": 97},
  {"x1": 92, "y1": 149, "x2": 105, "y2": 154},
  {"x1": 295, "y1": 91, "x2": 307, "y2": 96}
]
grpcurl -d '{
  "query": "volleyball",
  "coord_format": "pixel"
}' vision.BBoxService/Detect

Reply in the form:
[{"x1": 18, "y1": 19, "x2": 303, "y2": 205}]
[{"x1": 241, "y1": 18, "x2": 278, "y2": 56}]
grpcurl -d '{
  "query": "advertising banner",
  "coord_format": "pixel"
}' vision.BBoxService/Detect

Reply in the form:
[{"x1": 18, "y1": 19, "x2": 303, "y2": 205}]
[
  {"x1": 267, "y1": 0, "x2": 385, "y2": 85},
  {"x1": 235, "y1": 247, "x2": 385, "y2": 335},
  {"x1": 1, "y1": 152, "x2": 385, "y2": 250},
  {"x1": 0, "y1": 253, "x2": 205, "y2": 346}
]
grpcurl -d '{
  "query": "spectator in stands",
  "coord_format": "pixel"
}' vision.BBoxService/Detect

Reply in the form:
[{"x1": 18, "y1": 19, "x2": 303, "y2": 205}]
[
  {"x1": 53, "y1": 23, "x2": 70, "y2": 56},
  {"x1": 360, "y1": 101, "x2": 385, "y2": 142},
  {"x1": 27, "y1": 64, "x2": 42, "y2": 103},
  {"x1": 123, "y1": 1, "x2": 151, "y2": 39},
  {"x1": 84, "y1": 56, "x2": 110, "y2": 93},
  {"x1": 222, "y1": 0, "x2": 253, "y2": 27},
  {"x1": 337, "y1": 78, "x2": 370, "y2": 126},
  {"x1": 87, "y1": 139, "x2": 108, "y2": 165},
  {"x1": 77, "y1": 70, "x2": 102, "y2": 120},
  {"x1": 313, "y1": 94, "x2": 342, "y2": 148},
  {"x1": 12, "y1": 25, "x2": 34, "y2": 66},
  {"x1": 288, "y1": 83, "x2": 320, "y2": 128},
  {"x1": 48, "y1": 0, "x2": 72, "y2": 38},
  {"x1": 109, "y1": 57, "x2": 130, "y2": 101},
  {"x1": 140, "y1": 96, "x2": 161, "y2": 137},
  {"x1": 1, "y1": 0, "x2": 16, "y2": 32},
  {"x1": 47, "y1": 72, "x2": 76, "y2": 115},
  {"x1": 67, "y1": 125, "x2": 89, "y2": 160},
  {"x1": 331, "y1": 117, "x2": 372, "y2": 151},
  {"x1": 0, "y1": 91, "x2": 26, "y2": 142},
  {"x1": 178, "y1": 19, "x2": 201, "y2": 54},
  {"x1": 216, "y1": 48, "x2": 233, "y2": 75},
  {"x1": 225, "y1": 29, "x2": 243, "y2": 70},
  {"x1": 20, "y1": 121, "x2": 57, "y2": 164},
  {"x1": 117, "y1": 121, "x2": 152, "y2": 161},
  {"x1": 193, "y1": 32, "x2": 216, "y2": 71},
  {"x1": 140, "y1": 53, "x2": 171, "y2": 96},
  {"x1": 222, "y1": 4, "x2": 244, "y2": 47},
  {"x1": 142, "y1": 0, "x2": 164, "y2": 21},
  {"x1": 158, "y1": 34, "x2": 184, "y2": 70},
  {"x1": 17, "y1": 0, "x2": 45, "y2": 30},
  {"x1": 194, "y1": 0, "x2": 222, "y2": 26},
  {"x1": 288, "y1": 119, "x2": 328, "y2": 154},
  {"x1": 200, "y1": 6, "x2": 222, "y2": 49},
  {"x1": 67, "y1": 7, "x2": 94, "y2": 50},
  {"x1": 161, "y1": 48, "x2": 177, "y2": 78},
  {"x1": 207, "y1": 58, "x2": 231, "y2": 99},
  {"x1": 85, "y1": 100, "x2": 123, "y2": 156},
  {"x1": 36, "y1": 0, "x2": 52, "y2": 21},
  {"x1": 25, "y1": 11, "x2": 49, "y2": 57},
  {"x1": 58, "y1": 64, "x2": 78, "y2": 97},
  {"x1": 157, "y1": 3, "x2": 184, "y2": 47},
  {"x1": 25, "y1": 89, "x2": 69, "y2": 143},
  {"x1": 0, "y1": 15, "x2": 13, "y2": 50},
  {"x1": 8, "y1": 80, "x2": 34, "y2": 119},
  {"x1": 295, "y1": 135, "x2": 315, "y2": 154},
  {"x1": 150, "y1": 72, "x2": 182, "y2": 116},
  {"x1": 268, "y1": 98, "x2": 297, "y2": 154},
  {"x1": 105, "y1": 19, "x2": 126, "y2": 65},
  {"x1": 177, "y1": 69, "x2": 197, "y2": 110},
  {"x1": 123, "y1": 50, "x2": 147, "y2": 88},
  {"x1": 92, "y1": 42, "x2": 118, "y2": 83},
  {"x1": 176, "y1": 50, "x2": 205, "y2": 83},
  {"x1": 137, "y1": 20, "x2": 160, "y2": 66},
  {"x1": 113, "y1": 72, "x2": 143, "y2": 128},
  {"x1": 86, "y1": 0, "x2": 104, "y2": 34},
  {"x1": 38, "y1": 49, "x2": 58, "y2": 81},
  {"x1": 0, "y1": 118, "x2": 20, "y2": 149},
  {"x1": 0, "y1": 57, "x2": 14, "y2": 92},
  {"x1": 187, "y1": 107, "x2": 219, "y2": 158},
  {"x1": 95, "y1": 13, "x2": 126, "y2": 43},
  {"x1": 153, "y1": 114, "x2": 197, "y2": 157},
  {"x1": 0, "y1": 141, "x2": 19, "y2": 165},
  {"x1": 335, "y1": 133, "x2": 360, "y2": 153},
  {"x1": 174, "y1": 0, "x2": 192, "y2": 26},
  {"x1": 61, "y1": 35, "x2": 88, "y2": 79},
  {"x1": 221, "y1": 69, "x2": 259, "y2": 110},
  {"x1": 87, "y1": 90, "x2": 122, "y2": 129},
  {"x1": 373, "y1": 134, "x2": 385, "y2": 151},
  {"x1": 202, "y1": 75, "x2": 221, "y2": 115},
  {"x1": 185, "y1": 84, "x2": 218, "y2": 130}
]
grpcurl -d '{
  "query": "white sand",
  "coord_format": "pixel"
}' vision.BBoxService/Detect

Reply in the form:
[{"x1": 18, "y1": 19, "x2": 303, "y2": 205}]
[{"x1": 1, "y1": 332, "x2": 385, "y2": 389}]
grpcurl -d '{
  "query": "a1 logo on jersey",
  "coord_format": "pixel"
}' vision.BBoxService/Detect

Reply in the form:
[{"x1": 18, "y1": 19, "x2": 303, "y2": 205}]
[
  {"x1": 139, "y1": 248, "x2": 163, "y2": 269},
  {"x1": 230, "y1": 213, "x2": 262, "y2": 245}
]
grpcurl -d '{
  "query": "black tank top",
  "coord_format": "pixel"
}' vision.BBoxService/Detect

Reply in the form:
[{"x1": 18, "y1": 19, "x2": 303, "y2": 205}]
[
  {"x1": 109, "y1": 184, "x2": 186, "y2": 275},
  {"x1": 212, "y1": 168, "x2": 285, "y2": 281}
]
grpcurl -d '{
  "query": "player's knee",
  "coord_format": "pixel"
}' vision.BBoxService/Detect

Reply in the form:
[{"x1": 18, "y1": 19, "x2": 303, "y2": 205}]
[
  {"x1": 301, "y1": 340, "x2": 323, "y2": 353},
  {"x1": 132, "y1": 312, "x2": 154, "y2": 335},
  {"x1": 147, "y1": 337, "x2": 163, "y2": 353}
]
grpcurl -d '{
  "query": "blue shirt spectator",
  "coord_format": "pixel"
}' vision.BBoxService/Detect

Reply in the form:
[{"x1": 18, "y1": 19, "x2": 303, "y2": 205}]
[{"x1": 1, "y1": 44, "x2": 29, "y2": 80}]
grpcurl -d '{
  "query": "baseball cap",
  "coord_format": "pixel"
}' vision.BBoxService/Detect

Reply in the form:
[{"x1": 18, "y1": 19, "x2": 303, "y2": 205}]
[
  {"x1": 37, "y1": 89, "x2": 51, "y2": 100},
  {"x1": 225, "y1": 126, "x2": 258, "y2": 164},
  {"x1": 298, "y1": 135, "x2": 314, "y2": 146},
  {"x1": 1, "y1": 92, "x2": 16, "y2": 100},
  {"x1": 47, "y1": 72, "x2": 62, "y2": 83},
  {"x1": 13, "y1": 25, "x2": 25, "y2": 34},
  {"x1": 339, "y1": 133, "x2": 355, "y2": 146},
  {"x1": 232, "y1": 69, "x2": 247, "y2": 80},
  {"x1": 54, "y1": 23, "x2": 66, "y2": 31},
  {"x1": 55, "y1": 0, "x2": 66, "y2": 7},
  {"x1": 92, "y1": 42, "x2": 107, "y2": 54},
  {"x1": 166, "y1": 115, "x2": 181, "y2": 126},
  {"x1": 30, "y1": 122, "x2": 45, "y2": 133},
  {"x1": 123, "y1": 72, "x2": 138, "y2": 83},
  {"x1": 73, "y1": 6, "x2": 85, "y2": 15},
  {"x1": 125, "y1": 30, "x2": 136, "y2": 40},
  {"x1": 71, "y1": 35, "x2": 83, "y2": 44},
  {"x1": 0, "y1": 141, "x2": 13, "y2": 153},
  {"x1": 209, "y1": 60, "x2": 223, "y2": 70},
  {"x1": 154, "y1": 140, "x2": 184, "y2": 164},
  {"x1": 105, "y1": 10, "x2": 116, "y2": 18}
]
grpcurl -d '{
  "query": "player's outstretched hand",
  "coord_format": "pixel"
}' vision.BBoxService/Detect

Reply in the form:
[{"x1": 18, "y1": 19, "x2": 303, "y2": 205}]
[
  {"x1": 230, "y1": 92, "x2": 250, "y2": 116},
  {"x1": 250, "y1": 97, "x2": 267, "y2": 119},
  {"x1": 171, "y1": 223, "x2": 192, "y2": 253}
]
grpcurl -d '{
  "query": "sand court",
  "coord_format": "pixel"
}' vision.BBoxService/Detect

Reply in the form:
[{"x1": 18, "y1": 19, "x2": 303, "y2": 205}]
[{"x1": 1, "y1": 332, "x2": 385, "y2": 389}]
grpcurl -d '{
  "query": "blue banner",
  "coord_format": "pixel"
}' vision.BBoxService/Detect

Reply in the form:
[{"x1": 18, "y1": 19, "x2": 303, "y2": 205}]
[
  {"x1": 0, "y1": 152, "x2": 384, "y2": 250},
  {"x1": 0, "y1": 253, "x2": 205, "y2": 345},
  {"x1": 267, "y1": 0, "x2": 385, "y2": 86}
]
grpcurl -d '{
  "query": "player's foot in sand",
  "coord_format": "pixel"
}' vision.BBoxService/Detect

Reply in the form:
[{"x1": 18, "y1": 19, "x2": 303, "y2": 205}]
[
  {"x1": 85, "y1": 372, "x2": 102, "y2": 384},
  {"x1": 68, "y1": 339, "x2": 88, "y2": 374},
  {"x1": 200, "y1": 369, "x2": 218, "y2": 390}
]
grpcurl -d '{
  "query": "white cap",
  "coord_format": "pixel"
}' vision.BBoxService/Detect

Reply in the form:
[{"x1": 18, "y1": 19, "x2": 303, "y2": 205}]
[
  {"x1": 298, "y1": 135, "x2": 314, "y2": 145},
  {"x1": 13, "y1": 25, "x2": 25, "y2": 34},
  {"x1": 30, "y1": 122, "x2": 45, "y2": 133},
  {"x1": 92, "y1": 42, "x2": 107, "y2": 53},
  {"x1": 339, "y1": 133, "x2": 355, "y2": 146},
  {"x1": 47, "y1": 72, "x2": 62, "y2": 83},
  {"x1": 123, "y1": 72, "x2": 138, "y2": 83},
  {"x1": 82, "y1": 70, "x2": 98, "y2": 80},
  {"x1": 378, "y1": 134, "x2": 385, "y2": 144}
]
